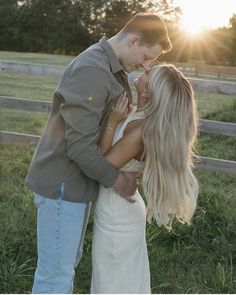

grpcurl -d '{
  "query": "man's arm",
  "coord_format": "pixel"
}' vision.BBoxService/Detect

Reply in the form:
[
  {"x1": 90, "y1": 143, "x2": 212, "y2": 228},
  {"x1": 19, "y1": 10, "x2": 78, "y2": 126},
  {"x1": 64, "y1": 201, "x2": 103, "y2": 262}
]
[{"x1": 58, "y1": 66, "x2": 119, "y2": 187}]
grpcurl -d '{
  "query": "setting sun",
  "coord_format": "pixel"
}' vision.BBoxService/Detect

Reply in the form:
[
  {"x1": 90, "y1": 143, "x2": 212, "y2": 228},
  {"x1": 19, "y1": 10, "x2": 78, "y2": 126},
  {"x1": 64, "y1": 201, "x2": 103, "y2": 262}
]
[
  {"x1": 182, "y1": 17, "x2": 205, "y2": 36},
  {"x1": 174, "y1": 0, "x2": 236, "y2": 36}
]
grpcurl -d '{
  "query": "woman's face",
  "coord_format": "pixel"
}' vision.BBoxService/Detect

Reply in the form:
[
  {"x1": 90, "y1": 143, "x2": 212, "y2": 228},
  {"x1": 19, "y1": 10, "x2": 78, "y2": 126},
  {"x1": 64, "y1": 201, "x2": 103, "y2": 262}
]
[{"x1": 134, "y1": 69, "x2": 151, "y2": 108}]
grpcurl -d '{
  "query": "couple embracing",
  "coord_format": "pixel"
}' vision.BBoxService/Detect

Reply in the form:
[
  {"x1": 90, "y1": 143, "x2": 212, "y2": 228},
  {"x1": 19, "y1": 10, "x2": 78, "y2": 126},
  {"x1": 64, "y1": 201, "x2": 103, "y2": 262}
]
[{"x1": 26, "y1": 12, "x2": 199, "y2": 294}]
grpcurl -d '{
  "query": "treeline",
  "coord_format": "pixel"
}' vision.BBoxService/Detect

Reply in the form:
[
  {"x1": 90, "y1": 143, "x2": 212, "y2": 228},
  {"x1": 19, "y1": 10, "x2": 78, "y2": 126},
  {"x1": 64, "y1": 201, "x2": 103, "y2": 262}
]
[{"x1": 0, "y1": 0, "x2": 235, "y2": 65}]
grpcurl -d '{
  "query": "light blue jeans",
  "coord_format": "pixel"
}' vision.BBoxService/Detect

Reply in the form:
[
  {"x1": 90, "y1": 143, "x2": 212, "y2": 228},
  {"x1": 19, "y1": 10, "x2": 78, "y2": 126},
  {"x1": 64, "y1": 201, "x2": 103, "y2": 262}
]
[{"x1": 32, "y1": 192, "x2": 91, "y2": 294}]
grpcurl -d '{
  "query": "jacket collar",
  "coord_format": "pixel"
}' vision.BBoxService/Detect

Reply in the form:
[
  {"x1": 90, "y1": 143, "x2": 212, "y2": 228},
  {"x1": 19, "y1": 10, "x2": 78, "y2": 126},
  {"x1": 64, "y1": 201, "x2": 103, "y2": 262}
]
[{"x1": 99, "y1": 36, "x2": 124, "y2": 74}]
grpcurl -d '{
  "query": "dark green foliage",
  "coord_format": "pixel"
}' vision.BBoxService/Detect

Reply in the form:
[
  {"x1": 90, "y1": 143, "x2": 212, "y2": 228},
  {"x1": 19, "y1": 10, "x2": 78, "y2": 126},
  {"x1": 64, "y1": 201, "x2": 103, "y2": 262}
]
[
  {"x1": 1, "y1": 1, "x2": 236, "y2": 64},
  {"x1": 1, "y1": 0, "x2": 179, "y2": 55}
]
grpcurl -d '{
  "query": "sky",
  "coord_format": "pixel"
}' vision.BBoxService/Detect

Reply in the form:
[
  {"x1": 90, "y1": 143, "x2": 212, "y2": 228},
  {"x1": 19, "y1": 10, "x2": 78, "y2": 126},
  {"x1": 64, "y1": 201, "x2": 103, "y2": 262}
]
[{"x1": 173, "y1": 0, "x2": 236, "y2": 34}]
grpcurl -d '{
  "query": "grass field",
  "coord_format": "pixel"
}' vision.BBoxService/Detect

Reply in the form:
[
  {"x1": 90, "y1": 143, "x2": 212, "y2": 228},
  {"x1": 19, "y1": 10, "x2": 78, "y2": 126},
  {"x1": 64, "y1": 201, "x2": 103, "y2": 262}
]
[
  {"x1": 0, "y1": 53, "x2": 236, "y2": 293},
  {"x1": 0, "y1": 51, "x2": 75, "y2": 66}
]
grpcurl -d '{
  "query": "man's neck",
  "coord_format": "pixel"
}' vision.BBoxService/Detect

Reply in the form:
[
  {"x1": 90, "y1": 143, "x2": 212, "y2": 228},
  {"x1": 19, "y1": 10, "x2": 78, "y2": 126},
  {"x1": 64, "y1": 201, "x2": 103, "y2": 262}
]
[{"x1": 107, "y1": 35, "x2": 122, "y2": 61}]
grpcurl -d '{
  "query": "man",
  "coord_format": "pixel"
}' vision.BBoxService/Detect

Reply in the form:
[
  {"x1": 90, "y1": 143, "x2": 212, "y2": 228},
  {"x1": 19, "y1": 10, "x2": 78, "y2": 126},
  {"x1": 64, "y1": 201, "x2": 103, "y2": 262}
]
[{"x1": 25, "y1": 12, "x2": 172, "y2": 293}]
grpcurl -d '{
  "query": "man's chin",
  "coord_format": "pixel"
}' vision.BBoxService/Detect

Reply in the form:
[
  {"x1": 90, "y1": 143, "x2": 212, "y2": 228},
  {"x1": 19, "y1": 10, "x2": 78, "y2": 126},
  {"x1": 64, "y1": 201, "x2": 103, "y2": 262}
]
[
  {"x1": 124, "y1": 67, "x2": 131, "y2": 73},
  {"x1": 123, "y1": 65, "x2": 137, "y2": 73},
  {"x1": 126, "y1": 67, "x2": 136, "y2": 73}
]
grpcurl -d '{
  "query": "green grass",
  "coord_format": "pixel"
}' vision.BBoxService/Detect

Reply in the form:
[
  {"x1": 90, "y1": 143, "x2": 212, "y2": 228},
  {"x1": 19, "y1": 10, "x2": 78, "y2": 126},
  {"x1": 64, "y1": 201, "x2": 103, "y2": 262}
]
[
  {"x1": 0, "y1": 51, "x2": 75, "y2": 66},
  {"x1": 0, "y1": 145, "x2": 235, "y2": 293},
  {"x1": 0, "y1": 72, "x2": 58, "y2": 100},
  {"x1": 197, "y1": 134, "x2": 236, "y2": 161},
  {"x1": 0, "y1": 54, "x2": 236, "y2": 293},
  {"x1": 0, "y1": 109, "x2": 48, "y2": 135},
  {"x1": 196, "y1": 92, "x2": 236, "y2": 122},
  {"x1": 0, "y1": 146, "x2": 36, "y2": 293},
  {"x1": 149, "y1": 167, "x2": 236, "y2": 293}
]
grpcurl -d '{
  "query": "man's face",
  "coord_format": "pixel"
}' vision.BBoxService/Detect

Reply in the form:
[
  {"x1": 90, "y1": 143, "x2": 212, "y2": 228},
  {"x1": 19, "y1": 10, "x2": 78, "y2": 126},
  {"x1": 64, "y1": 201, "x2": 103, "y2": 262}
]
[{"x1": 121, "y1": 39, "x2": 162, "y2": 73}]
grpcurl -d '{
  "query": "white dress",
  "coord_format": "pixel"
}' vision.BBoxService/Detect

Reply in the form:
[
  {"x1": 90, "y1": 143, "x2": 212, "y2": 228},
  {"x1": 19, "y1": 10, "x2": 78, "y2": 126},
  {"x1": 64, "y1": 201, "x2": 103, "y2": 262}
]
[{"x1": 91, "y1": 112, "x2": 151, "y2": 294}]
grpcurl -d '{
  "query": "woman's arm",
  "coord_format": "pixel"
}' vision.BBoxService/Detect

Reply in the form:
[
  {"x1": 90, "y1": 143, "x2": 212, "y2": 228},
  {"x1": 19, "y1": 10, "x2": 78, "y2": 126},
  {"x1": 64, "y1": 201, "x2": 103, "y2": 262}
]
[
  {"x1": 104, "y1": 125, "x2": 144, "y2": 169},
  {"x1": 99, "y1": 92, "x2": 129, "y2": 154}
]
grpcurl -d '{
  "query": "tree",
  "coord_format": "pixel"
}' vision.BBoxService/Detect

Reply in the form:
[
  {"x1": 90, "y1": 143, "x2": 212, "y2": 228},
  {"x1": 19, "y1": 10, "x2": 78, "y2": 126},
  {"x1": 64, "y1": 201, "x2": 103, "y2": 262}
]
[
  {"x1": 89, "y1": 0, "x2": 181, "y2": 44},
  {"x1": 229, "y1": 14, "x2": 236, "y2": 65},
  {"x1": 0, "y1": 0, "x2": 19, "y2": 50},
  {"x1": 17, "y1": 0, "x2": 90, "y2": 54},
  {"x1": 0, "y1": 0, "x2": 182, "y2": 55}
]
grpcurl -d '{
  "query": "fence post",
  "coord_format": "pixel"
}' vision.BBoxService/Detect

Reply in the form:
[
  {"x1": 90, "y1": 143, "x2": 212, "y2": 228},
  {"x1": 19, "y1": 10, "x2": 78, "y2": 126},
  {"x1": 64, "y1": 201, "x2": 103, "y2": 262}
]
[
  {"x1": 218, "y1": 66, "x2": 220, "y2": 79},
  {"x1": 195, "y1": 64, "x2": 198, "y2": 76}
]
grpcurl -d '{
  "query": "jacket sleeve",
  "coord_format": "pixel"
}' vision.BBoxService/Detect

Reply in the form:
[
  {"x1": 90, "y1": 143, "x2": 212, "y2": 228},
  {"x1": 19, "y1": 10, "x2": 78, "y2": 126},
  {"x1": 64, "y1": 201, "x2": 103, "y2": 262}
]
[{"x1": 57, "y1": 66, "x2": 119, "y2": 187}]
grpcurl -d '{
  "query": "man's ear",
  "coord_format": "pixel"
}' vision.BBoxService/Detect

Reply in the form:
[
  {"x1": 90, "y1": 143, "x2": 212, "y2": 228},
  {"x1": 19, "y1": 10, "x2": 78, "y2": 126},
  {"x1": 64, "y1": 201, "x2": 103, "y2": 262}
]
[{"x1": 128, "y1": 35, "x2": 141, "y2": 47}]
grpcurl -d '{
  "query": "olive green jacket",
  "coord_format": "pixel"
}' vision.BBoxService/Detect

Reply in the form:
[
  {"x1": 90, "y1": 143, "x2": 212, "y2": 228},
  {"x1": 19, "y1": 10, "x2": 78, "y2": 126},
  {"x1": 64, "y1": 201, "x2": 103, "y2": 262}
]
[{"x1": 25, "y1": 37, "x2": 132, "y2": 202}]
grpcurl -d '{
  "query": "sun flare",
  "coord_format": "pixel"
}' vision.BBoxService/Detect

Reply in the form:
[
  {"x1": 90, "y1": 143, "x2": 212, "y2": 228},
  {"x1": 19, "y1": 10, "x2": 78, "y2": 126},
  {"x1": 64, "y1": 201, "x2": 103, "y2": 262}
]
[
  {"x1": 181, "y1": 17, "x2": 205, "y2": 36},
  {"x1": 174, "y1": 0, "x2": 236, "y2": 36}
]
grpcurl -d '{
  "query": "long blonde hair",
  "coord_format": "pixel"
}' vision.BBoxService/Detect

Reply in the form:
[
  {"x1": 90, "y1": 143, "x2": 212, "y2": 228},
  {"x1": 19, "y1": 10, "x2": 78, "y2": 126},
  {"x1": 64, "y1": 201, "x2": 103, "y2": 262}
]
[{"x1": 142, "y1": 64, "x2": 199, "y2": 229}]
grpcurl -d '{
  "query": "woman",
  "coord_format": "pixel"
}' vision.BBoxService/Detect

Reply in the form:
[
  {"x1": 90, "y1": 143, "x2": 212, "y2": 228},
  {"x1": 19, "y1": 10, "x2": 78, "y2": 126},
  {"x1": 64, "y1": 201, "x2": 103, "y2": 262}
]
[{"x1": 91, "y1": 64, "x2": 199, "y2": 293}]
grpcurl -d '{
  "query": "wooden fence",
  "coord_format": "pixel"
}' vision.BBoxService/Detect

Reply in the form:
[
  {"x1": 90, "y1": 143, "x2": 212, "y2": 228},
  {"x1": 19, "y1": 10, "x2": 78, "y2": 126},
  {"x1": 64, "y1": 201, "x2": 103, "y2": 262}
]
[
  {"x1": 1, "y1": 61, "x2": 236, "y2": 95},
  {"x1": 0, "y1": 62, "x2": 236, "y2": 174},
  {"x1": 177, "y1": 63, "x2": 236, "y2": 81},
  {"x1": 1, "y1": 96, "x2": 236, "y2": 175}
]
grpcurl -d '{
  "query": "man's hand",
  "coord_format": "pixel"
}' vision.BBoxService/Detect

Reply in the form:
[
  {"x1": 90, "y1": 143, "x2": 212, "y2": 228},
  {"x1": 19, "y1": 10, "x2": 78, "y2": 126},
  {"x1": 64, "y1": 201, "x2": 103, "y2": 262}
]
[{"x1": 112, "y1": 172, "x2": 140, "y2": 203}]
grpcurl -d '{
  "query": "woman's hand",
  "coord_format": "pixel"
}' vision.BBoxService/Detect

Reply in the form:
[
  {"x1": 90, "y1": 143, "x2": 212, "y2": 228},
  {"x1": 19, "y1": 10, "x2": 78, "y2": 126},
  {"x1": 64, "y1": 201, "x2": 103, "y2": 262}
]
[
  {"x1": 108, "y1": 92, "x2": 129, "y2": 126},
  {"x1": 99, "y1": 92, "x2": 129, "y2": 154}
]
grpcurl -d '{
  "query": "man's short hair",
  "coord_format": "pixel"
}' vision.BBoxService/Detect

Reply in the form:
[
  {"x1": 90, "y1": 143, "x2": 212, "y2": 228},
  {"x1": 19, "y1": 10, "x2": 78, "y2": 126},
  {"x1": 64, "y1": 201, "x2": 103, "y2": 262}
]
[{"x1": 121, "y1": 13, "x2": 172, "y2": 53}]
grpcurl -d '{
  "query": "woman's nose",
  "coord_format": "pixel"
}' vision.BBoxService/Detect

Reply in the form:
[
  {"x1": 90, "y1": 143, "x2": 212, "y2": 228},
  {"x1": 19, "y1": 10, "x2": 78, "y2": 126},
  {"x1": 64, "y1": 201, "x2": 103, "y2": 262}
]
[{"x1": 142, "y1": 61, "x2": 151, "y2": 71}]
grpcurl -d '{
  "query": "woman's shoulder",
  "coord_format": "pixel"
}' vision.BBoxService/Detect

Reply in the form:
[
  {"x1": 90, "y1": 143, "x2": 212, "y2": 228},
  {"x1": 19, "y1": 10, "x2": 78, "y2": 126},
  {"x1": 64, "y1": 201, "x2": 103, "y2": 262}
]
[
  {"x1": 123, "y1": 120, "x2": 144, "y2": 138},
  {"x1": 123, "y1": 110, "x2": 145, "y2": 136}
]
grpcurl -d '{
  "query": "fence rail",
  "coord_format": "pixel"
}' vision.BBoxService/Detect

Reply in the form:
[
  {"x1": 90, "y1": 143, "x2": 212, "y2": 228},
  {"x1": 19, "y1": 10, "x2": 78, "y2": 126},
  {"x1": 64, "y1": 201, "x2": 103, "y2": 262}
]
[
  {"x1": 1, "y1": 63, "x2": 236, "y2": 175},
  {"x1": 177, "y1": 63, "x2": 236, "y2": 80},
  {"x1": 1, "y1": 96, "x2": 236, "y2": 137},
  {"x1": 1, "y1": 61, "x2": 236, "y2": 95},
  {"x1": 1, "y1": 129, "x2": 235, "y2": 174},
  {"x1": 1, "y1": 97, "x2": 236, "y2": 174},
  {"x1": 0, "y1": 96, "x2": 51, "y2": 113},
  {"x1": 0, "y1": 130, "x2": 40, "y2": 145},
  {"x1": 194, "y1": 156, "x2": 236, "y2": 174}
]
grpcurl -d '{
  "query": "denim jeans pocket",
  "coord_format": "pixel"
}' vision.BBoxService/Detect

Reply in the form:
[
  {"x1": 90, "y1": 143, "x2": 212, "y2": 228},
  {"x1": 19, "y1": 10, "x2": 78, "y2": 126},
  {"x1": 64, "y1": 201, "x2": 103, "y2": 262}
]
[{"x1": 34, "y1": 193, "x2": 47, "y2": 209}]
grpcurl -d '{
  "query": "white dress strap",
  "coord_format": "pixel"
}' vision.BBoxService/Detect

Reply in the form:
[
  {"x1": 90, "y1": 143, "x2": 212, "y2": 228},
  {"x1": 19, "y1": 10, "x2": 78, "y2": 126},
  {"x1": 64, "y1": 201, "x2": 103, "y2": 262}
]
[{"x1": 114, "y1": 111, "x2": 145, "y2": 143}]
